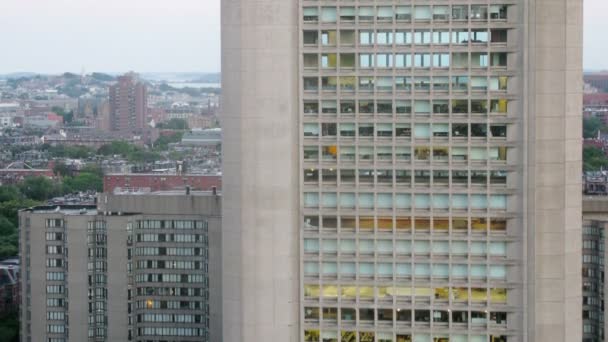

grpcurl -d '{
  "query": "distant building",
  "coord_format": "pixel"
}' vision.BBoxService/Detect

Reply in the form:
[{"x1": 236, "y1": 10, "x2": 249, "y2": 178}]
[
  {"x1": 181, "y1": 128, "x2": 221, "y2": 147},
  {"x1": 103, "y1": 173, "x2": 221, "y2": 193},
  {"x1": 0, "y1": 261, "x2": 19, "y2": 316},
  {"x1": 23, "y1": 112, "x2": 63, "y2": 129},
  {"x1": 585, "y1": 72, "x2": 608, "y2": 92},
  {"x1": 581, "y1": 197, "x2": 608, "y2": 342},
  {"x1": 19, "y1": 191, "x2": 222, "y2": 341},
  {"x1": 109, "y1": 73, "x2": 147, "y2": 132}
]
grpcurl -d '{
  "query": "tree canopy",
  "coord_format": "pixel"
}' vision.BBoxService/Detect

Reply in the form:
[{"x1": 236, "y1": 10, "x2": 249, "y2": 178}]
[{"x1": 583, "y1": 146, "x2": 608, "y2": 171}]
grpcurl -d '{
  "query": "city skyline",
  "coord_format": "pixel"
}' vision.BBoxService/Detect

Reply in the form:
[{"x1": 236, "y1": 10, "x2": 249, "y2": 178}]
[{"x1": 0, "y1": 0, "x2": 605, "y2": 73}]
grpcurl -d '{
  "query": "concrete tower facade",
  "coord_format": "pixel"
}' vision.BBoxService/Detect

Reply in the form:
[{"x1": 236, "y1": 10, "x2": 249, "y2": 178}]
[{"x1": 221, "y1": 0, "x2": 583, "y2": 341}]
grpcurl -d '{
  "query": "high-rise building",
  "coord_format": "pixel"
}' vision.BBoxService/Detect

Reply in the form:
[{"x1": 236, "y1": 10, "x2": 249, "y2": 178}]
[
  {"x1": 20, "y1": 191, "x2": 222, "y2": 342},
  {"x1": 582, "y1": 196, "x2": 608, "y2": 342},
  {"x1": 109, "y1": 72, "x2": 147, "y2": 132},
  {"x1": 222, "y1": 0, "x2": 583, "y2": 341}
]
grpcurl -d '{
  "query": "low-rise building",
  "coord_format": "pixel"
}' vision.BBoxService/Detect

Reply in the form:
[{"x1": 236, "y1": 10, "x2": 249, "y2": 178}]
[
  {"x1": 20, "y1": 191, "x2": 222, "y2": 342},
  {"x1": 103, "y1": 173, "x2": 221, "y2": 193}
]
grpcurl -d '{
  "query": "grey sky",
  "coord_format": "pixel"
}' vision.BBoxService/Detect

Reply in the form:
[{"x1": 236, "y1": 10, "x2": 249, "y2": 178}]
[{"x1": 0, "y1": 0, "x2": 604, "y2": 73}]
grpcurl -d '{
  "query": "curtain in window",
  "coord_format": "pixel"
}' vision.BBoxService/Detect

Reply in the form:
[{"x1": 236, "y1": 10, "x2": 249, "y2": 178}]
[
  {"x1": 377, "y1": 193, "x2": 393, "y2": 209},
  {"x1": 451, "y1": 336, "x2": 467, "y2": 342},
  {"x1": 377, "y1": 7, "x2": 393, "y2": 17},
  {"x1": 471, "y1": 76, "x2": 488, "y2": 89},
  {"x1": 359, "y1": 7, "x2": 374, "y2": 17},
  {"x1": 470, "y1": 147, "x2": 487, "y2": 160},
  {"x1": 489, "y1": 242, "x2": 507, "y2": 256},
  {"x1": 322, "y1": 262, "x2": 337, "y2": 275},
  {"x1": 396, "y1": 263, "x2": 412, "y2": 276},
  {"x1": 452, "y1": 194, "x2": 468, "y2": 209},
  {"x1": 432, "y1": 264, "x2": 449, "y2": 277},
  {"x1": 304, "y1": 239, "x2": 319, "y2": 253},
  {"x1": 340, "y1": 193, "x2": 356, "y2": 208},
  {"x1": 433, "y1": 6, "x2": 449, "y2": 15},
  {"x1": 378, "y1": 263, "x2": 393, "y2": 275},
  {"x1": 304, "y1": 123, "x2": 319, "y2": 136},
  {"x1": 471, "y1": 265, "x2": 486, "y2": 277},
  {"x1": 414, "y1": 123, "x2": 430, "y2": 138},
  {"x1": 322, "y1": 239, "x2": 337, "y2": 253},
  {"x1": 415, "y1": 263, "x2": 430, "y2": 276},
  {"x1": 322, "y1": 193, "x2": 337, "y2": 208},
  {"x1": 304, "y1": 262, "x2": 319, "y2": 275},
  {"x1": 471, "y1": 242, "x2": 486, "y2": 255},
  {"x1": 359, "y1": 239, "x2": 374, "y2": 253},
  {"x1": 451, "y1": 147, "x2": 467, "y2": 158},
  {"x1": 415, "y1": 194, "x2": 430, "y2": 209},
  {"x1": 432, "y1": 194, "x2": 449, "y2": 209},
  {"x1": 451, "y1": 241, "x2": 469, "y2": 254},
  {"x1": 451, "y1": 264, "x2": 468, "y2": 277},
  {"x1": 432, "y1": 241, "x2": 449, "y2": 254},
  {"x1": 414, "y1": 240, "x2": 430, "y2": 253},
  {"x1": 304, "y1": 193, "x2": 319, "y2": 207},
  {"x1": 340, "y1": 7, "x2": 355, "y2": 16},
  {"x1": 340, "y1": 262, "x2": 356, "y2": 275},
  {"x1": 303, "y1": 8, "x2": 318, "y2": 16},
  {"x1": 396, "y1": 240, "x2": 411, "y2": 254},
  {"x1": 340, "y1": 123, "x2": 355, "y2": 135},
  {"x1": 358, "y1": 193, "x2": 374, "y2": 209},
  {"x1": 490, "y1": 195, "x2": 507, "y2": 209},
  {"x1": 395, "y1": 33, "x2": 411, "y2": 45},
  {"x1": 321, "y1": 7, "x2": 337, "y2": 22},
  {"x1": 395, "y1": 194, "x2": 412, "y2": 209},
  {"x1": 432, "y1": 123, "x2": 449, "y2": 134},
  {"x1": 340, "y1": 239, "x2": 355, "y2": 253},
  {"x1": 470, "y1": 336, "x2": 486, "y2": 342},
  {"x1": 490, "y1": 265, "x2": 506, "y2": 278},
  {"x1": 377, "y1": 78, "x2": 392, "y2": 89},
  {"x1": 359, "y1": 263, "x2": 374, "y2": 275},
  {"x1": 414, "y1": 6, "x2": 431, "y2": 19},
  {"x1": 470, "y1": 194, "x2": 487, "y2": 209}
]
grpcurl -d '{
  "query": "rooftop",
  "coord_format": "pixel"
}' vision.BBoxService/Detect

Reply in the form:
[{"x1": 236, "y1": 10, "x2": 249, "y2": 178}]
[{"x1": 23, "y1": 205, "x2": 97, "y2": 215}]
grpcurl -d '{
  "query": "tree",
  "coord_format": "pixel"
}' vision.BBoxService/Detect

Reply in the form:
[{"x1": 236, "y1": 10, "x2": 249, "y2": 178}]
[
  {"x1": 62, "y1": 172, "x2": 103, "y2": 193},
  {"x1": 53, "y1": 162, "x2": 72, "y2": 177},
  {"x1": 583, "y1": 146, "x2": 608, "y2": 171},
  {"x1": 158, "y1": 118, "x2": 189, "y2": 130},
  {"x1": 18, "y1": 177, "x2": 60, "y2": 201},
  {"x1": 0, "y1": 186, "x2": 21, "y2": 203},
  {"x1": 0, "y1": 216, "x2": 15, "y2": 236},
  {"x1": 583, "y1": 117, "x2": 606, "y2": 139},
  {"x1": 154, "y1": 132, "x2": 184, "y2": 151}
]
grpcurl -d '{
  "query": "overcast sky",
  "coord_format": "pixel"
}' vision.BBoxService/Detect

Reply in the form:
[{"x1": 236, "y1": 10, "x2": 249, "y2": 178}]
[{"x1": 0, "y1": 0, "x2": 605, "y2": 73}]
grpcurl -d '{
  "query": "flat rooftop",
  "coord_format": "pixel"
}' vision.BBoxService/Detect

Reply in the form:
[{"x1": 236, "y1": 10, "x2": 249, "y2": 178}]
[{"x1": 23, "y1": 205, "x2": 97, "y2": 215}]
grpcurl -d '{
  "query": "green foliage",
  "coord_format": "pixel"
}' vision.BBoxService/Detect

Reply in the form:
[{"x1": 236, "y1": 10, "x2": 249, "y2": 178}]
[
  {"x1": 18, "y1": 176, "x2": 61, "y2": 201},
  {"x1": 52, "y1": 162, "x2": 72, "y2": 177},
  {"x1": 157, "y1": 118, "x2": 189, "y2": 130},
  {"x1": 0, "y1": 199, "x2": 39, "y2": 226},
  {"x1": 583, "y1": 146, "x2": 608, "y2": 171},
  {"x1": 90, "y1": 72, "x2": 115, "y2": 82},
  {"x1": 154, "y1": 132, "x2": 184, "y2": 151},
  {"x1": 0, "y1": 311, "x2": 19, "y2": 342},
  {"x1": 62, "y1": 172, "x2": 103, "y2": 193},
  {"x1": 97, "y1": 141, "x2": 139, "y2": 156},
  {"x1": 0, "y1": 186, "x2": 21, "y2": 203},
  {"x1": 98, "y1": 141, "x2": 162, "y2": 163},
  {"x1": 51, "y1": 106, "x2": 74, "y2": 124},
  {"x1": 0, "y1": 216, "x2": 15, "y2": 236},
  {"x1": 583, "y1": 117, "x2": 607, "y2": 139}
]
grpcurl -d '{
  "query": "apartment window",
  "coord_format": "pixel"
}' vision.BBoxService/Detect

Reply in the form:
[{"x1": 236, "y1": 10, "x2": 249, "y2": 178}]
[
  {"x1": 304, "y1": 31, "x2": 318, "y2": 45},
  {"x1": 321, "y1": 30, "x2": 336, "y2": 46},
  {"x1": 359, "y1": 31, "x2": 374, "y2": 45}
]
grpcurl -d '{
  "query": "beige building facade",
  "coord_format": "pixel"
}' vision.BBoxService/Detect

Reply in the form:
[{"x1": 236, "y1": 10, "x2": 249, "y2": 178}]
[
  {"x1": 20, "y1": 192, "x2": 222, "y2": 342},
  {"x1": 221, "y1": 0, "x2": 583, "y2": 341}
]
